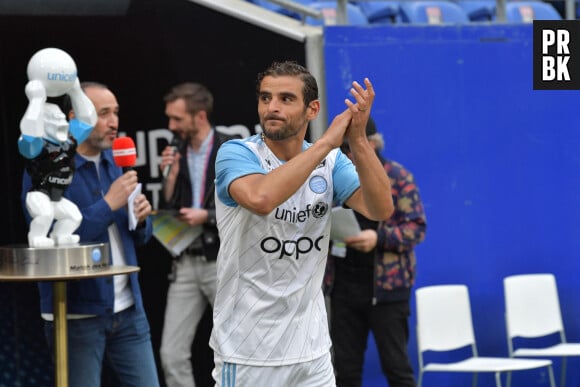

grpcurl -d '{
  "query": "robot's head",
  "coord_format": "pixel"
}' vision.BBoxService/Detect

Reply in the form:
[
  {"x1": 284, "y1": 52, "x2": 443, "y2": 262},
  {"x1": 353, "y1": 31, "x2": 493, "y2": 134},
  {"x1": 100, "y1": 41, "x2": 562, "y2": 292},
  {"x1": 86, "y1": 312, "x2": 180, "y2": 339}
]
[
  {"x1": 43, "y1": 103, "x2": 69, "y2": 142},
  {"x1": 27, "y1": 48, "x2": 78, "y2": 97}
]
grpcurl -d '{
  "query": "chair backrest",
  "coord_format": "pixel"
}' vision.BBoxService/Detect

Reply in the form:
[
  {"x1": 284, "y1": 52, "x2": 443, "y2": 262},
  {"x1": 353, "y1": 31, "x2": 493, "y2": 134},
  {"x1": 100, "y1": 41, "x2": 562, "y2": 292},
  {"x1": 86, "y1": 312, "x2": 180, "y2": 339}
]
[
  {"x1": 247, "y1": 0, "x2": 319, "y2": 20},
  {"x1": 503, "y1": 1, "x2": 562, "y2": 22},
  {"x1": 305, "y1": 2, "x2": 369, "y2": 25},
  {"x1": 454, "y1": 0, "x2": 495, "y2": 21},
  {"x1": 504, "y1": 273, "x2": 564, "y2": 339},
  {"x1": 400, "y1": 1, "x2": 470, "y2": 24},
  {"x1": 246, "y1": 0, "x2": 279, "y2": 12},
  {"x1": 416, "y1": 284, "x2": 476, "y2": 352},
  {"x1": 356, "y1": 1, "x2": 402, "y2": 24}
]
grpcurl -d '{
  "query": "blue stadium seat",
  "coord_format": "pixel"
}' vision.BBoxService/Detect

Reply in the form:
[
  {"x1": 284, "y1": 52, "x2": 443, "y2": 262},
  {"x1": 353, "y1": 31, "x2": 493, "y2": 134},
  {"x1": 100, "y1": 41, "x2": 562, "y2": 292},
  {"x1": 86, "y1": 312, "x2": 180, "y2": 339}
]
[
  {"x1": 501, "y1": 1, "x2": 562, "y2": 22},
  {"x1": 247, "y1": 0, "x2": 369, "y2": 25},
  {"x1": 549, "y1": 0, "x2": 579, "y2": 18},
  {"x1": 399, "y1": 1, "x2": 470, "y2": 24},
  {"x1": 454, "y1": 0, "x2": 495, "y2": 21},
  {"x1": 246, "y1": 0, "x2": 311, "y2": 19},
  {"x1": 354, "y1": 1, "x2": 402, "y2": 24},
  {"x1": 246, "y1": 0, "x2": 279, "y2": 12},
  {"x1": 304, "y1": 2, "x2": 369, "y2": 25}
]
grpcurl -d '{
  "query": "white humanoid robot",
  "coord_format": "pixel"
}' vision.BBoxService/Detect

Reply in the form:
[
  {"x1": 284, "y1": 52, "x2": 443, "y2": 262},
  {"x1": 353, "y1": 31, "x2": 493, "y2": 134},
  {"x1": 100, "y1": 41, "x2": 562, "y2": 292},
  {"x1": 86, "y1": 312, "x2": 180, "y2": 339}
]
[{"x1": 18, "y1": 48, "x2": 97, "y2": 248}]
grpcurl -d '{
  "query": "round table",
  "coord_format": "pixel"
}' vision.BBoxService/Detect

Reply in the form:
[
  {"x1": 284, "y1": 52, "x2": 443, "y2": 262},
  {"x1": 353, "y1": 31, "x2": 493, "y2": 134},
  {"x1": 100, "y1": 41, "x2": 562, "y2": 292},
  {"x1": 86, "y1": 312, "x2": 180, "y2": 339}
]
[{"x1": 0, "y1": 243, "x2": 139, "y2": 387}]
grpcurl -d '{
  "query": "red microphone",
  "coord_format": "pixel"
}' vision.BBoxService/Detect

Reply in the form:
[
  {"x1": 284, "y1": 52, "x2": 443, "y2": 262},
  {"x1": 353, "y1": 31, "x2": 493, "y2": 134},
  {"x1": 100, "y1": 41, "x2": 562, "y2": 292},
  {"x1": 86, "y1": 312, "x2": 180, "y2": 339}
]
[{"x1": 112, "y1": 136, "x2": 137, "y2": 171}]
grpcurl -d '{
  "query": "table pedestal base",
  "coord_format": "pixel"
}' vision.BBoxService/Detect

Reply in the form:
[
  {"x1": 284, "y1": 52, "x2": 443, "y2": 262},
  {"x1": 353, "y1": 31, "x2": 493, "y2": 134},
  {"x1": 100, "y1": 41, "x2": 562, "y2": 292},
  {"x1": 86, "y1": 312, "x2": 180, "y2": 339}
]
[{"x1": 54, "y1": 281, "x2": 67, "y2": 387}]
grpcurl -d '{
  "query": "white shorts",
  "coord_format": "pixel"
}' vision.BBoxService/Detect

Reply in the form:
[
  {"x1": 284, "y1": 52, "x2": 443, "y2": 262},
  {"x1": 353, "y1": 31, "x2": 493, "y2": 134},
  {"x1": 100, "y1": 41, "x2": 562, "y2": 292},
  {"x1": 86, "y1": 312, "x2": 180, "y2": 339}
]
[{"x1": 212, "y1": 352, "x2": 336, "y2": 387}]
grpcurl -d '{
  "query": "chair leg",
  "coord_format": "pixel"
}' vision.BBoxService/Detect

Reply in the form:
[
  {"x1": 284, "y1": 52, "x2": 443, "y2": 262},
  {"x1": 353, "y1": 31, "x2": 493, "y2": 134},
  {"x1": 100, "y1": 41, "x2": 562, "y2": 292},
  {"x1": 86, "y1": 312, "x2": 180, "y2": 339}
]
[
  {"x1": 506, "y1": 371, "x2": 512, "y2": 387},
  {"x1": 559, "y1": 357, "x2": 566, "y2": 387},
  {"x1": 548, "y1": 364, "x2": 557, "y2": 387},
  {"x1": 472, "y1": 372, "x2": 478, "y2": 387},
  {"x1": 494, "y1": 372, "x2": 502, "y2": 387},
  {"x1": 417, "y1": 371, "x2": 423, "y2": 387}
]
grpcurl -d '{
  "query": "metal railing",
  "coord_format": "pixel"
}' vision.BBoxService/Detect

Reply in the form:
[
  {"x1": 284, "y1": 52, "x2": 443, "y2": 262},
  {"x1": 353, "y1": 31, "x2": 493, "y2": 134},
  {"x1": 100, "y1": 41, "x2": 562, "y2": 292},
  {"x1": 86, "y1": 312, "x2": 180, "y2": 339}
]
[{"x1": 190, "y1": 0, "x2": 328, "y2": 139}]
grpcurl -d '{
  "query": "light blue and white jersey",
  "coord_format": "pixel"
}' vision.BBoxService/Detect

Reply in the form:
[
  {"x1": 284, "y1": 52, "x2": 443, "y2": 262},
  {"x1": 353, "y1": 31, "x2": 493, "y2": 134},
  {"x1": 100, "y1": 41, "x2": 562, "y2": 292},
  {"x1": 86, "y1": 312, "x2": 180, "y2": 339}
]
[{"x1": 210, "y1": 133, "x2": 359, "y2": 366}]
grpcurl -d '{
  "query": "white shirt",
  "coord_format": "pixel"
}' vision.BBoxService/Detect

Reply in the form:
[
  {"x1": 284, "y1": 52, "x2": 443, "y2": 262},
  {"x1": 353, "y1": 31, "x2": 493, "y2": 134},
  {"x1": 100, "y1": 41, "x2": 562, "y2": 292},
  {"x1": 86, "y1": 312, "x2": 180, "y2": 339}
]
[
  {"x1": 187, "y1": 130, "x2": 214, "y2": 208},
  {"x1": 210, "y1": 134, "x2": 359, "y2": 366}
]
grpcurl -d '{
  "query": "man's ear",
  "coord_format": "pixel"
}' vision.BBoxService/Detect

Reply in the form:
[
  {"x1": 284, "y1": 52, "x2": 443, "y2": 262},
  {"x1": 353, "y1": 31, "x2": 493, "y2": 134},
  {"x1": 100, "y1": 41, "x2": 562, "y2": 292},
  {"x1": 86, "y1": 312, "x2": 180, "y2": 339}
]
[
  {"x1": 68, "y1": 110, "x2": 75, "y2": 120},
  {"x1": 307, "y1": 100, "x2": 320, "y2": 119},
  {"x1": 195, "y1": 110, "x2": 207, "y2": 122}
]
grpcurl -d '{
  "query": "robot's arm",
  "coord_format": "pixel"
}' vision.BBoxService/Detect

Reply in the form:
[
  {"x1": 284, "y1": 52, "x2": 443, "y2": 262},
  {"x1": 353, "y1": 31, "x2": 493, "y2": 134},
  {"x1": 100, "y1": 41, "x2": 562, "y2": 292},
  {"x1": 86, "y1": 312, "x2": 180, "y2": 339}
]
[
  {"x1": 19, "y1": 80, "x2": 47, "y2": 138},
  {"x1": 67, "y1": 78, "x2": 97, "y2": 128},
  {"x1": 17, "y1": 134, "x2": 44, "y2": 159},
  {"x1": 68, "y1": 119, "x2": 93, "y2": 144}
]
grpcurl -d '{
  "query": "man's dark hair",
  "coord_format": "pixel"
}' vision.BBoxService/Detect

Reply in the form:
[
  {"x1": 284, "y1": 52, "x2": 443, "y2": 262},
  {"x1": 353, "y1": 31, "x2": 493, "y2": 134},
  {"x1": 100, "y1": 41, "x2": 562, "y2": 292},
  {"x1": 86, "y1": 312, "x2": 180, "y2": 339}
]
[
  {"x1": 256, "y1": 61, "x2": 319, "y2": 107},
  {"x1": 164, "y1": 82, "x2": 213, "y2": 119}
]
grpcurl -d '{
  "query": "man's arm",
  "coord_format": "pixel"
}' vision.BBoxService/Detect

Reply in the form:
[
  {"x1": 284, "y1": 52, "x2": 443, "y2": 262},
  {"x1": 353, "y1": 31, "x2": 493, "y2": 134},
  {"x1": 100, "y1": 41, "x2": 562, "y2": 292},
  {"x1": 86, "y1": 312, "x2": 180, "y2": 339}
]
[
  {"x1": 160, "y1": 145, "x2": 181, "y2": 204},
  {"x1": 343, "y1": 143, "x2": 393, "y2": 221},
  {"x1": 378, "y1": 164, "x2": 427, "y2": 253},
  {"x1": 229, "y1": 110, "x2": 351, "y2": 215},
  {"x1": 344, "y1": 79, "x2": 393, "y2": 221}
]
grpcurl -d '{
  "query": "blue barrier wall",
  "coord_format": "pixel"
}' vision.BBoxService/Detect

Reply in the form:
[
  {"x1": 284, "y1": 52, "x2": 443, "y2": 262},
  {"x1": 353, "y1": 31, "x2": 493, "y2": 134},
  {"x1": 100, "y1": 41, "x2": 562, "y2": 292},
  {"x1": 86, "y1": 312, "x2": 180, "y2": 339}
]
[{"x1": 324, "y1": 24, "x2": 580, "y2": 387}]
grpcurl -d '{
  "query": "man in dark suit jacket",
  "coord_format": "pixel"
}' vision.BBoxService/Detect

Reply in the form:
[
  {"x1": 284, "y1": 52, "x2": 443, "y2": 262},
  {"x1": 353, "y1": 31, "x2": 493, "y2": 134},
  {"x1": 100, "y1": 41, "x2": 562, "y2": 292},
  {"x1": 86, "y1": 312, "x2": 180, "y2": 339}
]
[{"x1": 158, "y1": 82, "x2": 238, "y2": 387}]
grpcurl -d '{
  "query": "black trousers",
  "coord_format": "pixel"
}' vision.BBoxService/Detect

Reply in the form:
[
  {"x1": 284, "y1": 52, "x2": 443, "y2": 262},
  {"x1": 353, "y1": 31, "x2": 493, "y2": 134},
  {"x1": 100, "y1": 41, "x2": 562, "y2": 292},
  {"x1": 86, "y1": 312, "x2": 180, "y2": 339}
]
[{"x1": 330, "y1": 298, "x2": 417, "y2": 387}]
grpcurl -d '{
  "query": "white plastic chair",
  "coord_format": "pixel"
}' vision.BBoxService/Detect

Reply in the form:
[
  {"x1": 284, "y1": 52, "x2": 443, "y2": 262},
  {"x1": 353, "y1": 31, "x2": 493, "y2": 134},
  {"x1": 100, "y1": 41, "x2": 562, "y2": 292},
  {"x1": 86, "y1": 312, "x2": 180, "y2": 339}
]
[
  {"x1": 416, "y1": 284, "x2": 555, "y2": 387},
  {"x1": 504, "y1": 273, "x2": 580, "y2": 387}
]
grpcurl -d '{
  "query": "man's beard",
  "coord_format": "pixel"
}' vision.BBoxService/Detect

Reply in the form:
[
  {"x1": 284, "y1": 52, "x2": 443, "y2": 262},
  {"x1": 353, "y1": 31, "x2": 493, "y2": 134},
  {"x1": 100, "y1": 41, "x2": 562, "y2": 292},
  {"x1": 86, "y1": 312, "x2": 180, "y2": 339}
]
[
  {"x1": 261, "y1": 119, "x2": 304, "y2": 141},
  {"x1": 86, "y1": 134, "x2": 113, "y2": 151}
]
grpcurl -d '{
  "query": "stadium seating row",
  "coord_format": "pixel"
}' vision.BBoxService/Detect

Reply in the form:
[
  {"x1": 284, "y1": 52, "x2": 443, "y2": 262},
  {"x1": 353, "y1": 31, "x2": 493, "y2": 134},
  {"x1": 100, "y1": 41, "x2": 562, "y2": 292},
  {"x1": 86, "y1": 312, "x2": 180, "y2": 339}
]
[{"x1": 247, "y1": 0, "x2": 566, "y2": 25}]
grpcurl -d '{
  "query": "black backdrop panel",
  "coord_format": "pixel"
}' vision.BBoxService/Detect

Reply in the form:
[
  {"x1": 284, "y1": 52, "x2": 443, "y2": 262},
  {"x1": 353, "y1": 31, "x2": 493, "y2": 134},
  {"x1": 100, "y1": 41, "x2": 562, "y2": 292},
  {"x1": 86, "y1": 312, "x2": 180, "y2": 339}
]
[{"x1": 0, "y1": 1, "x2": 304, "y2": 385}]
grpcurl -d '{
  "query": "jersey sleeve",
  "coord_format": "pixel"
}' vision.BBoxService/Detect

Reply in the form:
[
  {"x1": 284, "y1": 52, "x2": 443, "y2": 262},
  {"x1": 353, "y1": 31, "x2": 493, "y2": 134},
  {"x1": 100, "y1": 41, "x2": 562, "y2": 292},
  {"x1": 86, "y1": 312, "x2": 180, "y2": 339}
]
[
  {"x1": 215, "y1": 139, "x2": 265, "y2": 207},
  {"x1": 332, "y1": 149, "x2": 360, "y2": 205}
]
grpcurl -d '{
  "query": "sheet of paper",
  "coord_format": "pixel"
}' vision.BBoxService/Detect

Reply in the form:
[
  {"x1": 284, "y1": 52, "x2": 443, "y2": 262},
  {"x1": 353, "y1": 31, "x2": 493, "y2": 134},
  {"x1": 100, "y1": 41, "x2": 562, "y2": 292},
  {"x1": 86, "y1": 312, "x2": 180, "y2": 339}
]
[
  {"x1": 128, "y1": 183, "x2": 142, "y2": 231},
  {"x1": 151, "y1": 210, "x2": 203, "y2": 257},
  {"x1": 330, "y1": 207, "x2": 361, "y2": 241}
]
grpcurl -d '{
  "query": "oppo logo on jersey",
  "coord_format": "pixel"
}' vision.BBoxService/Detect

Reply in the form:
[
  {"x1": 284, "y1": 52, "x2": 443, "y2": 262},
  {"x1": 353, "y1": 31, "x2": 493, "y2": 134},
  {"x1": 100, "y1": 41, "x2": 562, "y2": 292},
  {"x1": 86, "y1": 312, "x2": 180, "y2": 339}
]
[{"x1": 261, "y1": 235, "x2": 325, "y2": 260}]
